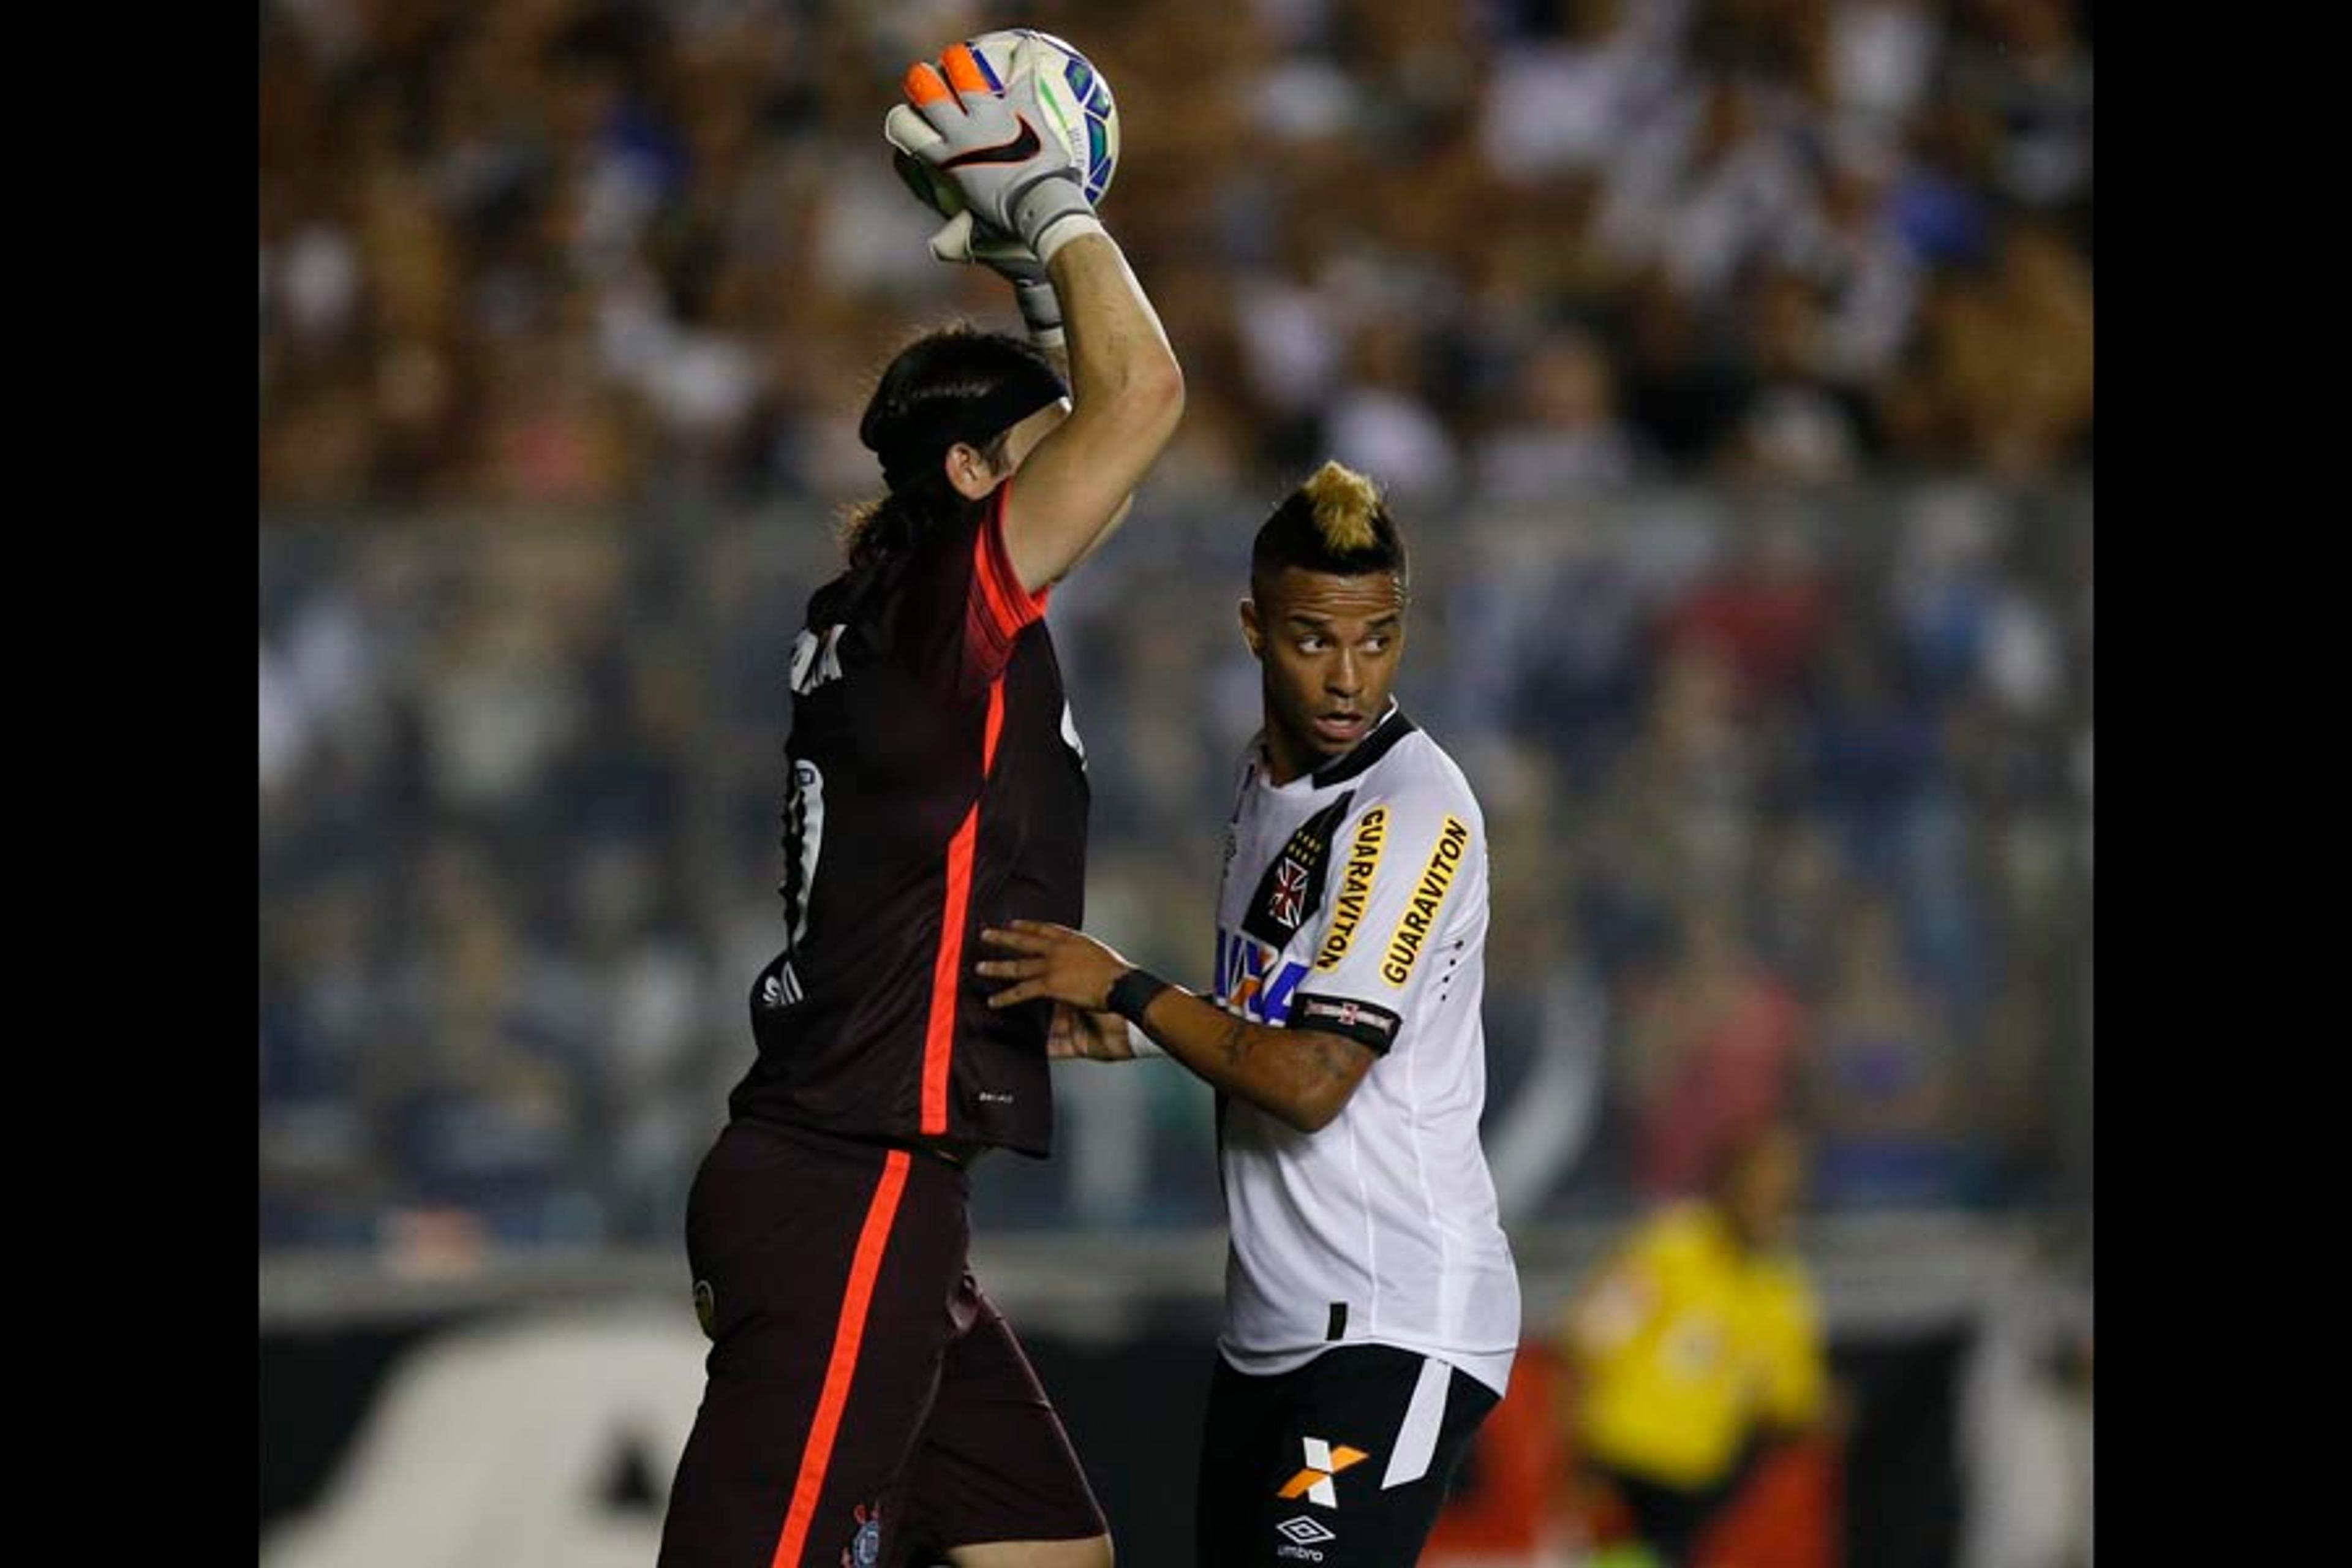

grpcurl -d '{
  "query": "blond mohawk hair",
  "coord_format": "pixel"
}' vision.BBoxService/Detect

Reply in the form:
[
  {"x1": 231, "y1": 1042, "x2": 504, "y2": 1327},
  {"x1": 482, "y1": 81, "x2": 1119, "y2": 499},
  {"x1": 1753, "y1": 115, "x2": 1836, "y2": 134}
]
[
  {"x1": 1302, "y1": 461, "x2": 1383, "y2": 554},
  {"x1": 1251, "y1": 458, "x2": 1408, "y2": 600}
]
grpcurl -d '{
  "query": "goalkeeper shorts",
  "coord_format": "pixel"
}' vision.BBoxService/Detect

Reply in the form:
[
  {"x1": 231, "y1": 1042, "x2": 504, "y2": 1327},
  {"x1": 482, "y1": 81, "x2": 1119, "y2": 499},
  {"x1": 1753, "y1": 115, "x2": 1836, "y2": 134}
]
[{"x1": 657, "y1": 1118, "x2": 1107, "y2": 1568}]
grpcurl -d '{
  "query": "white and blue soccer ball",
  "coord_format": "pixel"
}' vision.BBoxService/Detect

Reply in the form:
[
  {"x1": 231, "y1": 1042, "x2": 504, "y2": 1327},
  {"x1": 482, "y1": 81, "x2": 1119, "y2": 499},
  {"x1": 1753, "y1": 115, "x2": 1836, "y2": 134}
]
[{"x1": 909, "y1": 29, "x2": 1121, "y2": 213}]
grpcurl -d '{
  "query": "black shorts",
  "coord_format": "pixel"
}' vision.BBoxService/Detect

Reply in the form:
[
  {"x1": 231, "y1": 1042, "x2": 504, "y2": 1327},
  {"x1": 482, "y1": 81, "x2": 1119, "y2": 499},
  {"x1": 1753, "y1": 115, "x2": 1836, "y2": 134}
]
[
  {"x1": 1195, "y1": 1344, "x2": 1502, "y2": 1568},
  {"x1": 657, "y1": 1120, "x2": 1106, "y2": 1568}
]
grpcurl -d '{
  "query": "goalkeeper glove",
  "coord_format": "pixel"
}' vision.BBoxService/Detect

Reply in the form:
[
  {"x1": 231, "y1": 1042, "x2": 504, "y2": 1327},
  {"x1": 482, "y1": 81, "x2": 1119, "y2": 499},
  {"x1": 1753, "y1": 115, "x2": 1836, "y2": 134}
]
[{"x1": 884, "y1": 36, "x2": 1103, "y2": 267}]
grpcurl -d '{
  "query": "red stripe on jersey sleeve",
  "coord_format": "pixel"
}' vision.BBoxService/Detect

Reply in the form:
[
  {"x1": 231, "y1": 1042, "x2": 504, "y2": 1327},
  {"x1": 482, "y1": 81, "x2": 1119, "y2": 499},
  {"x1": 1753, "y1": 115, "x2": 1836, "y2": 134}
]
[{"x1": 964, "y1": 481, "x2": 1049, "y2": 680}]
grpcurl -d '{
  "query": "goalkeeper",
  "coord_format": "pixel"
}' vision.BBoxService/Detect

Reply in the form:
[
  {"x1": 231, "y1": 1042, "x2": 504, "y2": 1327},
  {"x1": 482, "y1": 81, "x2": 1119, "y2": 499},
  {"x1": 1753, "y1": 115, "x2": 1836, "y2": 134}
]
[{"x1": 656, "y1": 36, "x2": 1182, "y2": 1568}]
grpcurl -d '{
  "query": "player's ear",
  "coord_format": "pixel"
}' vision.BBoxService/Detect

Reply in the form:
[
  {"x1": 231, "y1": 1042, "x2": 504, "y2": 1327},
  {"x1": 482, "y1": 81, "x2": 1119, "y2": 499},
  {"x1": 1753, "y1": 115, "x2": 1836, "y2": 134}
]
[
  {"x1": 1239, "y1": 597, "x2": 1264, "y2": 660},
  {"x1": 944, "y1": 442, "x2": 997, "y2": 501}
]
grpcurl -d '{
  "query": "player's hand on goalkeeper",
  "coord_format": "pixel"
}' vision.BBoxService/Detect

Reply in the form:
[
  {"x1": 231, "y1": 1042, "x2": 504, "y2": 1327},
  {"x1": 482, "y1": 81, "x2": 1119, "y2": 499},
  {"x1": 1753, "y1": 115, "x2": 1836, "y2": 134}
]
[
  {"x1": 886, "y1": 36, "x2": 1102, "y2": 265},
  {"x1": 978, "y1": 920, "x2": 1132, "y2": 1014}
]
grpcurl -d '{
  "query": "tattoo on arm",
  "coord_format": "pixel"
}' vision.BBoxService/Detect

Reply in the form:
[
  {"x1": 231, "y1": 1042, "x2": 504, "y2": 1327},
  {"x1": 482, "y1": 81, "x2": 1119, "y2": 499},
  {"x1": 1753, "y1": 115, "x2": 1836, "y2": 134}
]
[
  {"x1": 1156, "y1": 989, "x2": 1368, "y2": 1129},
  {"x1": 1215, "y1": 1012, "x2": 1250, "y2": 1072}
]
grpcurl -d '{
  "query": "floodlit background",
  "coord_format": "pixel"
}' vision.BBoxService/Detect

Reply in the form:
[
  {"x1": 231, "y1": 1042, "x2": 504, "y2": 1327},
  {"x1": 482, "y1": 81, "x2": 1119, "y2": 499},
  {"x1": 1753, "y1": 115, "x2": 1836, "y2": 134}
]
[{"x1": 258, "y1": 1, "x2": 2090, "y2": 1564}]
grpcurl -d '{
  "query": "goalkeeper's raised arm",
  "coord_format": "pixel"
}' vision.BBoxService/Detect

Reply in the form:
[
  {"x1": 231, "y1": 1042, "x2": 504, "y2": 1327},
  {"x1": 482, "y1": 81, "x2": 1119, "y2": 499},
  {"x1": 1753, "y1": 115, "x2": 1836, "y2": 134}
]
[{"x1": 892, "y1": 36, "x2": 1183, "y2": 594}]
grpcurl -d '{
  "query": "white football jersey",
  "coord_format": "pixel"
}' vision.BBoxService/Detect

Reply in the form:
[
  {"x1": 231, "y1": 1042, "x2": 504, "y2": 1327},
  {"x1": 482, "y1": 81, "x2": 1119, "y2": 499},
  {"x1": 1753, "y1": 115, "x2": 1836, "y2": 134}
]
[{"x1": 1209, "y1": 704, "x2": 1521, "y2": 1395}]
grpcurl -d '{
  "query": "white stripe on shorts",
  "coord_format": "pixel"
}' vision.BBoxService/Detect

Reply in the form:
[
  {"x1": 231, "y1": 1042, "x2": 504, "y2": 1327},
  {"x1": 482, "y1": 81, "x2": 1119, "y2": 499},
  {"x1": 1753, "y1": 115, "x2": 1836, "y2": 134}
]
[{"x1": 1379, "y1": 1355, "x2": 1453, "y2": 1490}]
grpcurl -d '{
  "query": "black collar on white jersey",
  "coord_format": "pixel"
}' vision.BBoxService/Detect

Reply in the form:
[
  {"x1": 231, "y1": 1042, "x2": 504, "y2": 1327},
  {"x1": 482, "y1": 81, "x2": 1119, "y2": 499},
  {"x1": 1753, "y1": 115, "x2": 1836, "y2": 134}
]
[{"x1": 1310, "y1": 703, "x2": 1417, "y2": 788}]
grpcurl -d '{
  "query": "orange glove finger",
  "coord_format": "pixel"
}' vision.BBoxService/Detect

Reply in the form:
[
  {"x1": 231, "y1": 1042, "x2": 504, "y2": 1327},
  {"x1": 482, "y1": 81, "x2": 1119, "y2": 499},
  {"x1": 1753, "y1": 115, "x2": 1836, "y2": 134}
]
[
  {"x1": 941, "y1": 43, "x2": 994, "y2": 97},
  {"x1": 903, "y1": 61, "x2": 951, "y2": 108}
]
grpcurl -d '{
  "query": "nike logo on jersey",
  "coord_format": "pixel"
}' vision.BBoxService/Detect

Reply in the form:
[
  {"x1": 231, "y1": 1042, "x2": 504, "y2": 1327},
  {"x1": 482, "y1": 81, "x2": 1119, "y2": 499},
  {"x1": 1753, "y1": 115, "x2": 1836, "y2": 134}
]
[{"x1": 940, "y1": 115, "x2": 1043, "y2": 169}]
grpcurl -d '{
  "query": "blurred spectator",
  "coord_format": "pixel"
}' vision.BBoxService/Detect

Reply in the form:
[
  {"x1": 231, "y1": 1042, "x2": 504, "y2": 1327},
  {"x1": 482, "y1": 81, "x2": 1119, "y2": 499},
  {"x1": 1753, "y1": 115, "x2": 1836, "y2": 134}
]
[
  {"x1": 1621, "y1": 895, "x2": 1809, "y2": 1199},
  {"x1": 1807, "y1": 618, "x2": 1937, "y2": 884},
  {"x1": 1559, "y1": 1123, "x2": 1837, "y2": 1566},
  {"x1": 1793, "y1": 135, "x2": 1924, "y2": 389},
  {"x1": 1602, "y1": 67, "x2": 1819, "y2": 311},
  {"x1": 1477, "y1": 0, "x2": 1681, "y2": 184},
  {"x1": 1953, "y1": 0, "x2": 2094, "y2": 228},
  {"x1": 1826, "y1": 0, "x2": 1944, "y2": 141},
  {"x1": 1662, "y1": 507, "x2": 1834, "y2": 711},
  {"x1": 1609, "y1": 265, "x2": 1749, "y2": 467},
  {"x1": 1805, "y1": 897, "x2": 1970, "y2": 1208},
  {"x1": 1322, "y1": 309, "x2": 1465, "y2": 503},
  {"x1": 1472, "y1": 322, "x2": 1643, "y2": 502},
  {"x1": 1877, "y1": 219, "x2": 2093, "y2": 478}
]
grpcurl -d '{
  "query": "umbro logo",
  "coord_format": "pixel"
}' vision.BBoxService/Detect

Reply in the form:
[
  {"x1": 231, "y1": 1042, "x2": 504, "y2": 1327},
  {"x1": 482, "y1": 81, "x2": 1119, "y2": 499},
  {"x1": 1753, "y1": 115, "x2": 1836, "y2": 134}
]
[{"x1": 1275, "y1": 1513, "x2": 1336, "y2": 1559}]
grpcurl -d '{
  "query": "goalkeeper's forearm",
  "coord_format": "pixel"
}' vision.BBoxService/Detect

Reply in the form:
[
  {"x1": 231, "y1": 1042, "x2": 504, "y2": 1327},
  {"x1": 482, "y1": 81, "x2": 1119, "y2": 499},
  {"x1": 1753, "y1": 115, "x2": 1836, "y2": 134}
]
[
  {"x1": 1029, "y1": 298, "x2": 1142, "y2": 584},
  {"x1": 1049, "y1": 232, "x2": 1180, "y2": 431},
  {"x1": 996, "y1": 230, "x2": 1182, "y2": 589},
  {"x1": 1024, "y1": 280, "x2": 1139, "y2": 582},
  {"x1": 1026, "y1": 299, "x2": 1140, "y2": 585}
]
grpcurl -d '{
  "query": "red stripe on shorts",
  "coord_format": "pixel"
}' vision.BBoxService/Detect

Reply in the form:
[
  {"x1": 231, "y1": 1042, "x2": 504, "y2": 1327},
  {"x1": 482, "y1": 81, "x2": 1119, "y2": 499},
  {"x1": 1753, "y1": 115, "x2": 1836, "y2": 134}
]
[{"x1": 769, "y1": 1149, "x2": 911, "y2": 1568}]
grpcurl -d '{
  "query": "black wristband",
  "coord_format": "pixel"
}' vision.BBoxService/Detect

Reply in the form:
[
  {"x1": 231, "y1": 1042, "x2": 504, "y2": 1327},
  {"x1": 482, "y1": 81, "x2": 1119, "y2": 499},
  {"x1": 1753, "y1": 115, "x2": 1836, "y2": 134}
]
[{"x1": 1104, "y1": 967, "x2": 1172, "y2": 1028}]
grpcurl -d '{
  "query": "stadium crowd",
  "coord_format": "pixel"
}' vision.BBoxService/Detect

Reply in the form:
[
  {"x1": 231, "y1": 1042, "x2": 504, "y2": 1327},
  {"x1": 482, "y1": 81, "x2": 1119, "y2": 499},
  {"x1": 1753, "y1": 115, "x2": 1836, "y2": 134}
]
[
  {"x1": 260, "y1": 0, "x2": 2092, "y2": 513},
  {"x1": 259, "y1": 0, "x2": 2092, "y2": 1253}
]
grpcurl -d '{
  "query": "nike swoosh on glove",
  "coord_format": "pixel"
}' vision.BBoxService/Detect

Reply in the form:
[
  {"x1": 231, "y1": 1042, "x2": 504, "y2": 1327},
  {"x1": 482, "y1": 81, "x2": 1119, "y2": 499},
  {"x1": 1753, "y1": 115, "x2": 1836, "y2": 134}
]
[{"x1": 886, "y1": 35, "x2": 1103, "y2": 265}]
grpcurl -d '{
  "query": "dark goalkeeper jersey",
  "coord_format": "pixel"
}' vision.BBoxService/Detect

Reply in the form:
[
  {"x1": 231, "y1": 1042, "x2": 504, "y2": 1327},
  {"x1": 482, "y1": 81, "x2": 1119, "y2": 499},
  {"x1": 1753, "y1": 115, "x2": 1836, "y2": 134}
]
[{"x1": 729, "y1": 481, "x2": 1088, "y2": 1158}]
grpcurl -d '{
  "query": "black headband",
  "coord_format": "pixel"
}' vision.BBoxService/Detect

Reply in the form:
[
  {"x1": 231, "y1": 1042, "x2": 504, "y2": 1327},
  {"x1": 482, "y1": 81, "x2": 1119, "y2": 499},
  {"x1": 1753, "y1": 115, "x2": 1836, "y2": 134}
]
[{"x1": 866, "y1": 369, "x2": 1069, "y2": 492}]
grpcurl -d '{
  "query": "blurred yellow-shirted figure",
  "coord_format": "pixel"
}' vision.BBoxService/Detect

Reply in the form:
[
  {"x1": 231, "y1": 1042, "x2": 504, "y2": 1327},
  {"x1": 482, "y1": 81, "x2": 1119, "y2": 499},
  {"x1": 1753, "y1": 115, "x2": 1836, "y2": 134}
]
[{"x1": 1562, "y1": 1123, "x2": 1830, "y2": 1566}]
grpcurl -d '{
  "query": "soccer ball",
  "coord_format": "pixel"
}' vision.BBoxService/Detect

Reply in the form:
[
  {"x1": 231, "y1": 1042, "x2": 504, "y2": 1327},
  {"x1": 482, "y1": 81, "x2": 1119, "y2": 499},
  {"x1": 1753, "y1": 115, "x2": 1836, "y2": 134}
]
[{"x1": 903, "y1": 29, "x2": 1121, "y2": 214}]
